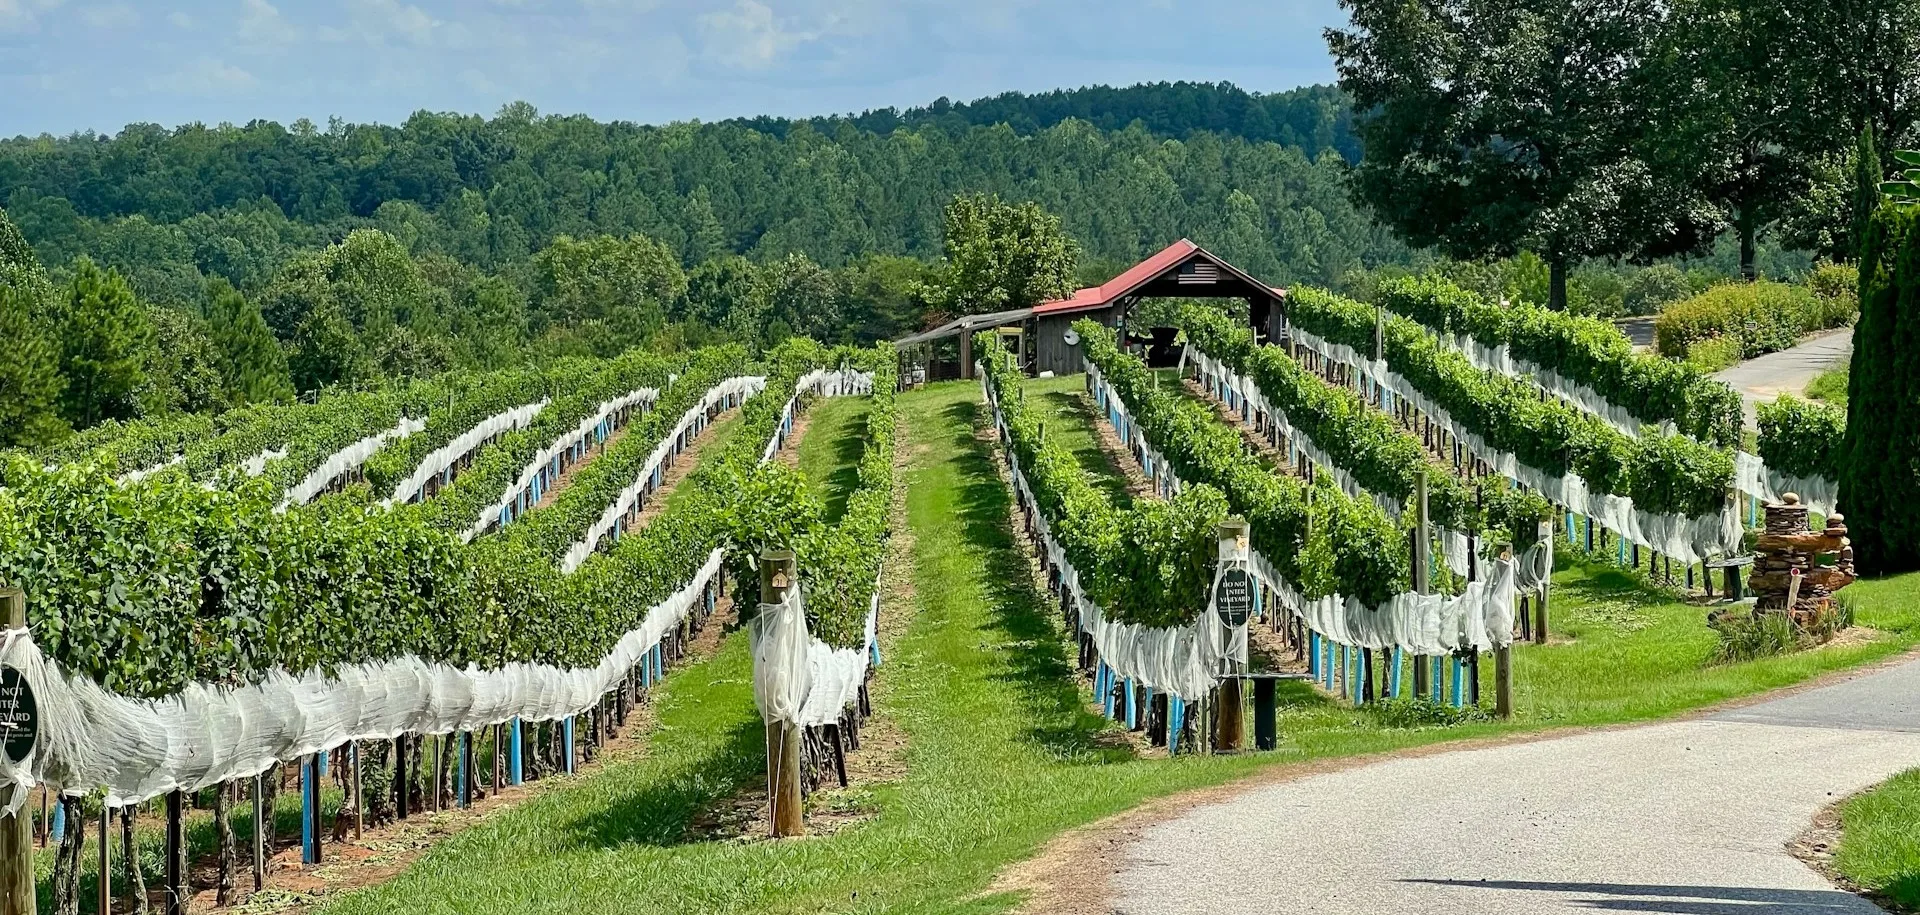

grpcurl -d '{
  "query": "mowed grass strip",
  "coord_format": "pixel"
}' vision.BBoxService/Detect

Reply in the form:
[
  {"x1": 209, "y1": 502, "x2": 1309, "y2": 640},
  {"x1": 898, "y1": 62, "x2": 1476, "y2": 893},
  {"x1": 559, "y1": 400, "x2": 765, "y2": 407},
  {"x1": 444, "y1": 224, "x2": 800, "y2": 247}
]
[
  {"x1": 1018, "y1": 374, "x2": 1137, "y2": 506},
  {"x1": 792, "y1": 394, "x2": 873, "y2": 523},
  {"x1": 300, "y1": 380, "x2": 1920, "y2": 914},
  {"x1": 1837, "y1": 767, "x2": 1920, "y2": 911}
]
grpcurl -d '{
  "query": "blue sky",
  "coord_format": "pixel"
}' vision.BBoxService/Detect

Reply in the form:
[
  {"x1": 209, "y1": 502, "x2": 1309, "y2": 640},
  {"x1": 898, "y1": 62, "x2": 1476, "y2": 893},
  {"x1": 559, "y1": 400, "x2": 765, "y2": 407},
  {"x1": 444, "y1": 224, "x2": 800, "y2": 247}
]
[{"x1": 0, "y1": 0, "x2": 1348, "y2": 137}]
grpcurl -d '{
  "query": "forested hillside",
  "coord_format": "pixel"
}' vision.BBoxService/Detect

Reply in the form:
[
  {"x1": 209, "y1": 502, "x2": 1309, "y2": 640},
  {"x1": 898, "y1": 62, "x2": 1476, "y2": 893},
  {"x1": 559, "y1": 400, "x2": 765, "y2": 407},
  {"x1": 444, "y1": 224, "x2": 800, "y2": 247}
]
[{"x1": 0, "y1": 83, "x2": 1395, "y2": 313}]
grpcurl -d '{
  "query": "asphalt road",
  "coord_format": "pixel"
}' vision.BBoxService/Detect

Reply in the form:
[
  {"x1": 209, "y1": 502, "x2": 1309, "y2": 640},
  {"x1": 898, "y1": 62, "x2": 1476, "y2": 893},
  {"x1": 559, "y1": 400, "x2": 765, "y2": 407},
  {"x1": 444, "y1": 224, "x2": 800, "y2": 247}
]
[
  {"x1": 1714, "y1": 329, "x2": 1854, "y2": 429},
  {"x1": 1110, "y1": 656, "x2": 1920, "y2": 915}
]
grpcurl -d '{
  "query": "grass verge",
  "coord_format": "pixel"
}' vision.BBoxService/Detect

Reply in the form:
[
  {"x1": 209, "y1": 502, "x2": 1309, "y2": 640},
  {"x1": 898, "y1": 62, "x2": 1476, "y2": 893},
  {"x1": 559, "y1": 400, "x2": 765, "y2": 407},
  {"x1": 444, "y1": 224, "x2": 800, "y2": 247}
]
[{"x1": 1836, "y1": 768, "x2": 1920, "y2": 911}]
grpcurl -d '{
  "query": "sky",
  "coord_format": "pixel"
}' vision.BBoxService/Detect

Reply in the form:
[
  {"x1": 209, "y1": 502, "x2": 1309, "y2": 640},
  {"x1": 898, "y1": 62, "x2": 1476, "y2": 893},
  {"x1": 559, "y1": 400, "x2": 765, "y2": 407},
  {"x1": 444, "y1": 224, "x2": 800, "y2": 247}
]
[{"x1": 0, "y1": 0, "x2": 1349, "y2": 137}]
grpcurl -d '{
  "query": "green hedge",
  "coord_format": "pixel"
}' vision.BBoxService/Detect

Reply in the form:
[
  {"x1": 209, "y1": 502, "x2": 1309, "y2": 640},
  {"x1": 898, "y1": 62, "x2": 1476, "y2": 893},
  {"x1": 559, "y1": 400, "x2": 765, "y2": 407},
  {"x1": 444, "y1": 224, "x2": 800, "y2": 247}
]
[
  {"x1": 977, "y1": 335, "x2": 1227, "y2": 628},
  {"x1": 1075, "y1": 320, "x2": 1414, "y2": 608},
  {"x1": 1288, "y1": 286, "x2": 1734, "y2": 519},
  {"x1": 1375, "y1": 276, "x2": 1744, "y2": 447},
  {"x1": 1654, "y1": 279, "x2": 1856, "y2": 363},
  {"x1": 1170, "y1": 308, "x2": 1552, "y2": 549},
  {"x1": 1842, "y1": 203, "x2": 1920, "y2": 573},
  {"x1": 1756, "y1": 396, "x2": 1845, "y2": 482},
  {"x1": 0, "y1": 342, "x2": 839, "y2": 697}
]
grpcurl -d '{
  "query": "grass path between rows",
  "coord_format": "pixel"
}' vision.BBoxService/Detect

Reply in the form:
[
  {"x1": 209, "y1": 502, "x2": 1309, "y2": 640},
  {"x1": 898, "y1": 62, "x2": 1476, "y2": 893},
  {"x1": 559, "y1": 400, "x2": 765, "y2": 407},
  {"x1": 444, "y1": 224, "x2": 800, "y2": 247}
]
[
  {"x1": 298, "y1": 380, "x2": 1920, "y2": 914},
  {"x1": 792, "y1": 395, "x2": 872, "y2": 523}
]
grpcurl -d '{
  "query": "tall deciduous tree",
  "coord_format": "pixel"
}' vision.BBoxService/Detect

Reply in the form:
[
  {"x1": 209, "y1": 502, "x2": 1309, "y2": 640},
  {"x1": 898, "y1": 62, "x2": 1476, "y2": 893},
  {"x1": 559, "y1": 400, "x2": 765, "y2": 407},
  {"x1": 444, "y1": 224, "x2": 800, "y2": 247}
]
[
  {"x1": 926, "y1": 193, "x2": 1078, "y2": 314},
  {"x1": 1328, "y1": 0, "x2": 1716, "y2": 310},
  {"x1": 53, "y1": 259, "x2": 152, "y2": 429},
  {"x1": 1650, "y1": 0, "x2": 1833, "y2": 280},
  {"x1": 207, "y1": 279, "x2": 294, "y2": 405},
  {"x1": 137, "y1": 305, "x2": 226, "y2": 416}
]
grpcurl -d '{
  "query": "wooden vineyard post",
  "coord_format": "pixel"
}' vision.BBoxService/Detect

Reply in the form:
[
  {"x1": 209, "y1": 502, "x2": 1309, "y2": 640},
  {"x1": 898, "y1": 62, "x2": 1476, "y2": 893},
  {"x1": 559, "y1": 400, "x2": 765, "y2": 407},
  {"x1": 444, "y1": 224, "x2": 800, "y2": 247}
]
[
  {"x1": 1213, "y1": 521, "x2": 1251, "y2": 753},
  {"x1": 1494, "y1": 543, "x2": 1515, "y2": 720},
  {"x1": 0, "y1": 587, "x2": 32, "y2": 915},
  {"x1": 1411, "y1": 472, "x2": 1432, "y2": 700},
  {"x1": 253, "y1": 774, "x2": 266, "y2": 890},
  {"x1": 97, "y1": 806, "x2": 109, "y2": 915},
  {"x1": 761, "y1": 550, "x2": 805, "y2": 838}
]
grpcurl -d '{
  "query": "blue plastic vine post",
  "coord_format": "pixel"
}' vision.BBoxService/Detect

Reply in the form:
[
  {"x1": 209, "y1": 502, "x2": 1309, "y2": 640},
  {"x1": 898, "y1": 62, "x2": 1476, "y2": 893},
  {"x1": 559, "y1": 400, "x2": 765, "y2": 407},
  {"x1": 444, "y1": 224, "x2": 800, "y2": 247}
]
[
  {"x1": 300, "y1": 754, "x2": 318, "y2": 864},
  {"x1": 456, "y1": 734, "x2": 467, "y2": 807},
  {"x1": 1168, "y1": 699, "x2": 1184, "y2": 754},
  {"x1": 1101, "y1": 665, "x2": 1115, "y2": 718},
  {"x1": 563, "y1": 719, "x2": 575, "y2": 775},
  {"x1": 1451, "y1": 658, "x2": 1466, "y2": 708},
  {"x1": 1431, "y1": 657, "x2": 1444, "y2": 703},
  {"x1": 318, "y1": 751, "x2": 329, "y2": 778},
  {"x1": 1124, "y1": 679, "x2": 1138, "y2": 729},
  {"x1": 49, "y1": 800, "x2": 63, "y2": 842},
  {"x1": 509, "y1": 719, "x2": 524, "y2": 786},
  {"x1": 1308, "y1": 632, "x2": 1319, "y2": 677},
  {"x1": 1323, "y1": 640, "x2": 1335, "y2": 690},
  {"x1": 1389, "y1": 648, "x2": 1403, "y2": 698}
]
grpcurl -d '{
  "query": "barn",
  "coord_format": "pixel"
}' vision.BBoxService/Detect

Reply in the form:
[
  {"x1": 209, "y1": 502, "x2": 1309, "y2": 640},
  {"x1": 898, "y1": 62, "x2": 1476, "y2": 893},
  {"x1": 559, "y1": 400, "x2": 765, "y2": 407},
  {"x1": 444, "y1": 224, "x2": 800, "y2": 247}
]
[{"x1": 894, "y1": 239, "x2": 1285, "y2": 383}]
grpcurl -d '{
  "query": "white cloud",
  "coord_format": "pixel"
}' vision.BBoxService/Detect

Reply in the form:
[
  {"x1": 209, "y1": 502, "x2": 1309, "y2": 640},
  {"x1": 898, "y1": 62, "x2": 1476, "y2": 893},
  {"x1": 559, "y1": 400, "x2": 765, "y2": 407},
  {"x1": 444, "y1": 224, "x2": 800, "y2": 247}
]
[
  {"x1": 149, "y1": 57, "x2": 259, "y2": 94},
  {"x1": 0, "y1": 0, "x2": 66, "y2": 32},
  {"x1": 321, "y1": 0, "x2": 440, "y2": 46},
  {"x1": 698, "y1": 0, "x2": 815, "y2": 70},
  {"x1": 168, "y1": 10, "x2": 190, "y2": 27},
  {"x1": 81, "y1": 3, "x2": 135, "y2": 27},
  {"x1": 237, "y1": 0, "x2": 295, "y2": 44}
]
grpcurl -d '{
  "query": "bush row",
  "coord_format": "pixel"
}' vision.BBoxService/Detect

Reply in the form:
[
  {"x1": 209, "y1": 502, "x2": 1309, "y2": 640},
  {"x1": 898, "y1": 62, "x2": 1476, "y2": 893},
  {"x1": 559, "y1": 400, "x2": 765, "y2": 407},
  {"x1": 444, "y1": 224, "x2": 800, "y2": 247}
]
[
  {"x1": 1756, "y1": 396, "x2": 1846, "y2": 482},
  {"x1": 1073, "y1": 322, "x2": 1412, "y2": 609},
  {"x1": 1374, "y1": 276, "x2": 1744, "y2": 447},
  {"x1": 1288, "y1": 287, "x2": 1735, "y2": 519},
  {"x1": 359, "y1": 362, "x2": 601, "y2": 500},
  {"x1": 1654, "y1": 272, "x2": 1857, "y2": 367},
  {"x1": 977, "y1": 334, "x2": 1227, "y2": 628},
  {"x1": 1170, "y1": 308, "x2": 1552, "y2": 549}
]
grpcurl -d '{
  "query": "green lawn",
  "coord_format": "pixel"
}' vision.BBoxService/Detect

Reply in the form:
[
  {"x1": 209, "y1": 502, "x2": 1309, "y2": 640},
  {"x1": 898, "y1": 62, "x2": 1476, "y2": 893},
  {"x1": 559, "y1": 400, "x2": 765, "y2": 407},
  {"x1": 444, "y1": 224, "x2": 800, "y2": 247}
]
[
  {"x1": 656, "y1": 410, "x2": 745, "y2": 516},
  {"x1": 1837, "y1": 767, "x2": 1920, "y2": 911},
  {"x1": 1018, "y1": 374, "x2": 1136, "y2": 505},
  {"x1": 1808, "y1": 357, "x2": 1851, "y2": 408},
  {"x1": 793, "y1": 395, "x2": 873, "y2": 523},
  {"x1": 291, "y1": 379, "x2": 1920, "y2": 914}
]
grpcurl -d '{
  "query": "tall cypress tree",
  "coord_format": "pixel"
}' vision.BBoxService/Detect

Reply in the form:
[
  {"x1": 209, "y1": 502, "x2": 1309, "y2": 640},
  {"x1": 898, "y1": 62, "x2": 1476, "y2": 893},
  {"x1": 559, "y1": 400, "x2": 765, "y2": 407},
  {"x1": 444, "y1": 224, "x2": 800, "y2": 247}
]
[
  {"x1": 1841, "y1": 199, "x2": 1920, "y2": 573},
  {"x1": 207, "y1": 279, "x2": 293, "y2": 405},
  {"x1": 1853, "y1": 126, "x2": 1882, "y2": 262},
  {"x1": 53, "y1": 259, "x2": 153, "y2": 429}
]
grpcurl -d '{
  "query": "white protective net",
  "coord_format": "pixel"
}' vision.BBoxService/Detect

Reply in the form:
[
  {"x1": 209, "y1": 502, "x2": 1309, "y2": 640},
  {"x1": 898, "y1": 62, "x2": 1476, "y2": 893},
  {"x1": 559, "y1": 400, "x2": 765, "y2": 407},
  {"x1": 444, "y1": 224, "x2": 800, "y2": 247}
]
[
  {"x1": 117, "y1": 455, "x2": 184, "y2": 484},
  {"x1": 560, "y1": 376, "x2": 769, "y2": 573},
  {"x1": 983, "y1": 370, "x2": 1518, "y2": 703},
  {"x1": 0, "y1": 550, "x2": 725, "y2": 811},
  {"x1": 279, "y1": 416, "x2": 429, "y2": 510},
  {"x1": 383, "y1": 400, "x2": 549, "y2": 506},
  {"x1": 1440, "y1": 329, "x2": 1840, "y2": 522},
  {"x1": 746, "y1": 367, "x2": 883, "y2": 728},
  {"x1": 463, "y1": 385, "x2": 661, "y2": 542},
  {"x1": 1281, "y1": 326, "x2": 1743, "y2": 565}
]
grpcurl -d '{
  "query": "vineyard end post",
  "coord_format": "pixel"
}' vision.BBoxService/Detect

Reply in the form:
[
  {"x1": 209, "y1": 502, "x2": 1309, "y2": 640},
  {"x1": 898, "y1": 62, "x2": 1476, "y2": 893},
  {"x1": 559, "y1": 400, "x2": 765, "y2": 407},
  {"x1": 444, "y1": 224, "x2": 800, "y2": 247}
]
[
  {"x1": 1213, "y1": 521, "x2": 1249, "y2": 752},
  {"x1": 1495, "y1": 542, "x2": 1515, "y2": 720},
  {"x1": 761, "y1": 550, "x2": 805, "y2": 838},
  {"x1": 0, "y1": 587, "x2": 31, "y2": 915},
  {"x1": 1534, "y1": 520, "x2": 1553, "y2": 644},
  {"x1": 1411, "y1": 472, "x2": 1432, "y2": 700}
]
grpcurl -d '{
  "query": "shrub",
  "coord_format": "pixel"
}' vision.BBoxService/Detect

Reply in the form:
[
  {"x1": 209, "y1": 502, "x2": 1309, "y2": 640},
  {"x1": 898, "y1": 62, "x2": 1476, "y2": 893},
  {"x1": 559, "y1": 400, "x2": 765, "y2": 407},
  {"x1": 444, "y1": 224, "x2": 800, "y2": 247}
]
[
  {"x1": 1623, "y1": 264, "x2": 1694, "y2": 316},
  {"x1": 1757, "y1": 395, "x2": 1847, "y2": 481},
  {"x1": 1806, "y1": 261, "x2": 1859, "y2": 310},
  {"x1": 1841, "y1": 202, "x2": 1920, "y2": 573},
  {"x1": 1684, "y1": 336, "x2": 1746, "y2": 372},
  {"x1": 1654, "y1": 280, "x2": 1830, "y2": 359}
]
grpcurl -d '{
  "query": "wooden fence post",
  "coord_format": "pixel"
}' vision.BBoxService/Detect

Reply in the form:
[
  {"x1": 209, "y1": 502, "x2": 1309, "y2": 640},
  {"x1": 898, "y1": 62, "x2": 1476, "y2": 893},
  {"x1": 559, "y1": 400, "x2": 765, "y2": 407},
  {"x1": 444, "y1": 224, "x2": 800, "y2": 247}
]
[
  {"x1": 1495, "y1": 545, "x2": 1515, "y2": 720},
  {"x1": 0, "y1": 587, "x2": 31, "y2": 915},
  {"x1": 761, "y1": 550, "x2": 805, "y2": 838}
]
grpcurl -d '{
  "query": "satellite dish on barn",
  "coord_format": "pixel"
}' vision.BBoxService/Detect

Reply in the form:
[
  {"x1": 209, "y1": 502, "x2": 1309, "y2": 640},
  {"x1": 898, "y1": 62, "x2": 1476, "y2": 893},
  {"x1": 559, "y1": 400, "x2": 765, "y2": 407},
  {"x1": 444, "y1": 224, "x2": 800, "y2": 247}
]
[{"x1": 1063, "y1": 329, "x2": 1080, "y2": 347}]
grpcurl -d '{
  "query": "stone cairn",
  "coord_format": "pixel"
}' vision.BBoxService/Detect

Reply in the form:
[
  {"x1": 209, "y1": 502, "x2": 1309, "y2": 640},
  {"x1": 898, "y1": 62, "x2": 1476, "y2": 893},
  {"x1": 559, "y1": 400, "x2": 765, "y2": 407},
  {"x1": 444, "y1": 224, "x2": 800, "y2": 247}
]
[{"x1": 1747, "y1": 493, "x2": 1856, "y2": 627}]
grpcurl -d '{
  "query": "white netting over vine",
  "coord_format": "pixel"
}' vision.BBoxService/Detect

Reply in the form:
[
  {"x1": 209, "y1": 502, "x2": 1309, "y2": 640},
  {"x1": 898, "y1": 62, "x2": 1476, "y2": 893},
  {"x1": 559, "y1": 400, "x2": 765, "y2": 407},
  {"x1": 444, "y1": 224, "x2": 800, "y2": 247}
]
[
  {"x1": 463, "y1": 386, "x2": 661, "y2": 542},
  {"x1": 384, "y1": 400, "x2": 549, "y2": 506},
  {"x1": 240, "y1": 447, "x2": 287, "y2": 478},
  {"x1": 1439, "y1": 330, "x2": 1838, "y2": 521},
  {"x1": 749, "y1": 581, "x2": 882, "y2": 728},
  {"x1": 1284, "y1": 326, "x2": 1742, "y2": 564},
  {"x1": 279, "y1": 416, "x2": 429, "y2": 510},
  {"x1": 0, "y1": 550, "x2": 725, "y2": 812},
  {"x1": 985, "y1": 371, "x2": 1518, "y2": 703},
  {"x1": 118, "y1": 455, "x2": 184, "y2": 484},
  {"x1": 746, "y1": 367, "x2": 882, "y2": 727},
  {"x1": 560, "y1": 376, "x2": 769, "y2": 573}
]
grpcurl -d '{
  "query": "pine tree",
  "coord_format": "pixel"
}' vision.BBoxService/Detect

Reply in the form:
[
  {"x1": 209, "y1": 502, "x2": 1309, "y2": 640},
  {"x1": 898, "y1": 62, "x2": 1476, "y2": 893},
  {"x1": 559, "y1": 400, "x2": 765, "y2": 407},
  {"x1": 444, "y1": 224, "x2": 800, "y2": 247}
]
[
  {"x1": 1840, "y1": 200, "x2": 1920, "y2": 573},
  {"x1": 207, "y1": 279, "x2": 293, "y2": 405},
  {"x1": 0, "y1": 284, "x2": 66, "y2": 446},
  {"x1": 53, "y1": 259, "x2": 153, "y2": 429}
]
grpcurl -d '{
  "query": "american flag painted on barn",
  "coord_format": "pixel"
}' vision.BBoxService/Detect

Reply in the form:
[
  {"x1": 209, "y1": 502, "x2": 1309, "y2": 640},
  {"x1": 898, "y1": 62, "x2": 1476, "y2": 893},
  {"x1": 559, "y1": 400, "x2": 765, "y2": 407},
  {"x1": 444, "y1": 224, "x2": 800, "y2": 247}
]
[{"x1": 1177, "y1": 260, "x2": 1220, "y2": 284}]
